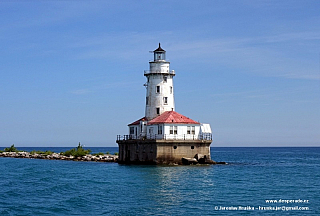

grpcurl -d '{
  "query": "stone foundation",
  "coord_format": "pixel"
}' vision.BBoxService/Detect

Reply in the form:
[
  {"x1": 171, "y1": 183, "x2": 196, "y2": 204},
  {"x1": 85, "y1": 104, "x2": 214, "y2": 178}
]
[{"x1": 117, "y1": 139, "x2": 212, "y2": 165}]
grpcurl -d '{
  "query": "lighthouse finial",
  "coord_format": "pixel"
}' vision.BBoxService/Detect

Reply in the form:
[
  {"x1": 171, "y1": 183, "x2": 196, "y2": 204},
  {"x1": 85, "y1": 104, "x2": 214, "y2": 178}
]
[{"x1": 153, "y1": 43, "x2": 165, "y2": 53}]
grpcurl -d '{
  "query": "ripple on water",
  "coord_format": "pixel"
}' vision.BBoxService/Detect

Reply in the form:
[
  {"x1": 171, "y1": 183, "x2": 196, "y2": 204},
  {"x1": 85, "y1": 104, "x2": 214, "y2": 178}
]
[{"x1": 0, "y1": 147, "x2": 319, "y2": 215}]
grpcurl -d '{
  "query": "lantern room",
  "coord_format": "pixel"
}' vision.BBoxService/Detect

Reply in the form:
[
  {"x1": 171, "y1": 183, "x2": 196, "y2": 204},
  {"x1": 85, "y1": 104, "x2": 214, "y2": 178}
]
[{"x1": 153, "y1": 43, "x2": 166, "y2": 61}]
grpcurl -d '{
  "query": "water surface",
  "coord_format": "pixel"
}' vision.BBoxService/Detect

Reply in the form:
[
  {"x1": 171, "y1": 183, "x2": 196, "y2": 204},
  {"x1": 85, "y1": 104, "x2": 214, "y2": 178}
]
[{"x1": 0, "y1": 147, "x2": 319, "y2": 215}]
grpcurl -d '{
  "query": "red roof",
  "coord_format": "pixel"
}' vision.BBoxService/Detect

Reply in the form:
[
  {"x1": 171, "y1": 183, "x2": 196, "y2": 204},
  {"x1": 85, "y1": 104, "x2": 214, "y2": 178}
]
[
  {"x1": 148, "y1": 111, "x2": 199, "y2": 125},
  {"x1": 128, "y1": 117, "x2": 148, "y2": 126}
]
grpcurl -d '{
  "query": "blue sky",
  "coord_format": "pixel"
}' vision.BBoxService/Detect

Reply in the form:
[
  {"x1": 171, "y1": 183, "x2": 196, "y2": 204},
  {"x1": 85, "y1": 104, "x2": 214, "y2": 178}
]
[{"x1": 0, "y1": 0, "x2": 319, "y2": 147}]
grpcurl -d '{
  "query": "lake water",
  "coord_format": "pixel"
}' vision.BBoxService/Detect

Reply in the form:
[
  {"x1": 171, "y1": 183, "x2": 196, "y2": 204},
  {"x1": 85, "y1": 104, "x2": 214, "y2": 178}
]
[{"x1": 0, "y1": 147, "x2": 319, "y2": 215}]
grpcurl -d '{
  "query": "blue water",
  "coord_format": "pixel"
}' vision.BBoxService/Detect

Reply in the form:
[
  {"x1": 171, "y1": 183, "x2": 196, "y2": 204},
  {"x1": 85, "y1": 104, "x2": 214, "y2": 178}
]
[{"x1": 0, "y1": 147, "x2": 319, "y2": 215}]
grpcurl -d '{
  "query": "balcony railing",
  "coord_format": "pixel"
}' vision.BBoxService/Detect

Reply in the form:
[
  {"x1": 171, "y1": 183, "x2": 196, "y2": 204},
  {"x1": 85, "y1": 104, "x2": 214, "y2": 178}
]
[
  {"x1": 117, "y1": 134, "x2": 212, "y2": 141},
  {"x1": 144, "y1": 70, "x2": 175, "y2": 75}
]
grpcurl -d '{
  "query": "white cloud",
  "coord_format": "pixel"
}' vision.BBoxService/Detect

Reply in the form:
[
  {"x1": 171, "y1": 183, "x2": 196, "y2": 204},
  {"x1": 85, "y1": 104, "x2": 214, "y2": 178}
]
[
  {"x1": 168, "y1": 32, "x2": 320, "y2": 81},
  {"x1": 64, "y1": 27, "x2": 320, "y2": 80}
]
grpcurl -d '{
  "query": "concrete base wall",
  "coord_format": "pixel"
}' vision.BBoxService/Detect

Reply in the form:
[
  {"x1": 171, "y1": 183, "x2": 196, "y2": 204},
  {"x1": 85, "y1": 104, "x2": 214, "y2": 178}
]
[
  {"x1": 117, "y1": 139, "x2": 212, "y2": 164},
  {"x1": 118, "y1": 140, "x2": 157, "y2": 164}
]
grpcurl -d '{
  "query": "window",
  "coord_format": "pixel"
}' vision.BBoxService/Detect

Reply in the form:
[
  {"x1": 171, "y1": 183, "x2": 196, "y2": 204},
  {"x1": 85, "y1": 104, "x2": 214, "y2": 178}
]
[
  {"x1": 163, "y1": 76, "x2": 167, "y2": 83},
  {"x1": 170, "y1": 126, "x2": 173, "y2": 134},
  {"x1": 158, "y1": 125, "x2": 162, "y2": 134},
  {"x1": 173, "y1": 146, "x2": 177, "y2": 149},
  {"x1": 170, "y1": 126, "x2": 178, "y2": 135},
  {"x1": 163, "y1": 97, "x2": 168, "y2": 105},
  {"x1": 191, "y1": 126, "x2": 195, "y2": 135},
  {"x1": 170, "y1": 86, "x2": 173, "y2": 94},
  {"x1": 130, "y1": 127, "x2": 134, "y2": 135},
  {"x1": 191, "y1": 146, "x2": 194, "y2": 149},
  {"x1": 187, "y1": 126, "x2": 191, "y2": 134},
  {"x1": 174, "y1": 126, "x2": 178, "y2": 135},
  {"x1": 156, "y1": 86, "x2": 160, "y2": 93},
  {"x1": 146, "y1": 96, "x2": 149, "y2": 105},
  {"x1": 156, "y1": 107, "x2": 160, "y2": 115}
]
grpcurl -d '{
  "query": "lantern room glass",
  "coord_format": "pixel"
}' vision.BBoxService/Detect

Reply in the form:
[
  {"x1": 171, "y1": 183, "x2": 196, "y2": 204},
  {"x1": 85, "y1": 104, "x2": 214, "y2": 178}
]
[{"x1": 154, "y1": 52, "x2": 166, "y2": 61}]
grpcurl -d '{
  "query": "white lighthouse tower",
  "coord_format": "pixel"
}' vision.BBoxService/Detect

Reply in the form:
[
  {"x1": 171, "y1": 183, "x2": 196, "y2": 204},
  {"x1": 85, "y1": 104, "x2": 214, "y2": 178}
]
[
  {"x1": 144, "y1": 43, "x2": 175, "y2": 120},
  {"x1": 117, "y1": 44, "x2": 213, "y2": 165}
]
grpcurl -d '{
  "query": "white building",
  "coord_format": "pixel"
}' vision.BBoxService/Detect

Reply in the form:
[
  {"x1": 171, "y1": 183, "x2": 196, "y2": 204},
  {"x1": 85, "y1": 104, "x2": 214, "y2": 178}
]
[{"x1": 117, "y1": 44, "x2": 213, "y2": 164}]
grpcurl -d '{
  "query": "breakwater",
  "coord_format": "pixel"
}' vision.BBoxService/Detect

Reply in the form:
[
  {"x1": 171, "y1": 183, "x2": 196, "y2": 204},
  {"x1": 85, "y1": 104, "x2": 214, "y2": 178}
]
[
  {"x1": 0, "y1": 151, "x2": 118, "y2": 162},
  {"x1": 0, "y1": 145, "x2": 227, "y2": 165}
]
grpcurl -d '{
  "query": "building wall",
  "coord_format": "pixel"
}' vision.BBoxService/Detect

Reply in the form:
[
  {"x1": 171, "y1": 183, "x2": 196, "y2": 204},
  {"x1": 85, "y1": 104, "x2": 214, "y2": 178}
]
[
  {"x1": 156, "y1": 141, "x2": 211, "y2": 164},
  {"x1": 149, "y1": 61, "x2": 170, "y2": 73},
  {"x1": 145, "y1": 61, "x2": 175, "y2": 120},
  {"x1": 129, "y1": 125, "x2": 139, "y2": 138},
  {"x1": 118, "y1": 141, "x2": 157, "y2": 164},
  {"x1": 162, "y1": 124, "x2": 200, "y2": 139},
  {"x1": 117, "y1": 139, "x2": 211, "y2": 164},
  {"x1": 137, "y1": 123, "x2": 202, "y2": 139}
]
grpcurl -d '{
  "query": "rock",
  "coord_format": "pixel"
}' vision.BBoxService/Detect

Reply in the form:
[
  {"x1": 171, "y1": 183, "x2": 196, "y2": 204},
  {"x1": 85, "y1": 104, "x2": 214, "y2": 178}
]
[
  {"x1": 0, "y1": 151, "x2": 118, "y2": 164},
  {"x1": 194, "y1": 154, "x2": 204, "y2": 161},
  {"x1": 182, "y1": 157, "x2": 198, "y2": 165},
  {"x1": 52, "y1": 153, "x2": 60, "y2": 159}
]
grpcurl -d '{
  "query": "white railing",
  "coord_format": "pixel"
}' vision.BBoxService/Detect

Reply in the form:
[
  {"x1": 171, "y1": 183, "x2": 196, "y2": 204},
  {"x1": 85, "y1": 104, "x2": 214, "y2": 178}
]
[{"x1": 117, "y1": 133, "x2": 212, "y2": 141}]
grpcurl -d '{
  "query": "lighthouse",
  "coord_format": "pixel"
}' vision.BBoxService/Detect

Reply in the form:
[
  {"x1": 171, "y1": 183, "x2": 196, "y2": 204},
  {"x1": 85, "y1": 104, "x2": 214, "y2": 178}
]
[
  {"x1": 117, "y1": 44, "x2": 213, "y2": 165},
  {"x1": 144, "y1": 43, "x2": 175, "y2": 120}
]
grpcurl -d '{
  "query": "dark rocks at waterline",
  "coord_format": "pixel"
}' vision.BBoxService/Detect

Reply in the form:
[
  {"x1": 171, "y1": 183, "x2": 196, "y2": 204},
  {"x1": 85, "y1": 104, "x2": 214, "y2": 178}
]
[
  {"x1": 181, "y1": 154, "x2": 227, "y2": 165},
  {"x1": 0, "y1": 152, "x2": 118, "y2": 162}
]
